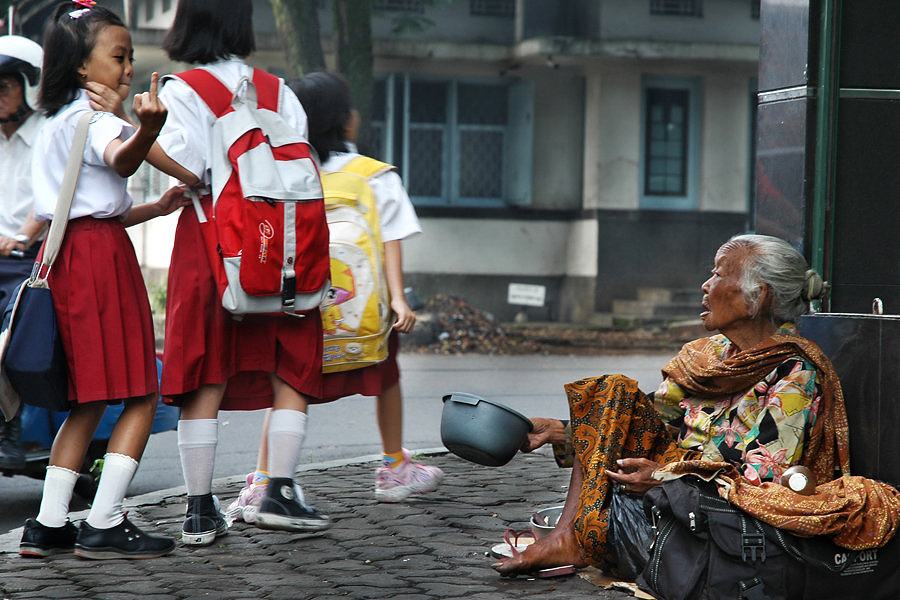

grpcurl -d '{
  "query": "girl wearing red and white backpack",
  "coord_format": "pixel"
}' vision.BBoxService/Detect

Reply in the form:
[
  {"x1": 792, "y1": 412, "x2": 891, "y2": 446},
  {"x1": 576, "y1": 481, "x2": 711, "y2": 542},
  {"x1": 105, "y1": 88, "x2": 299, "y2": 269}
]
[
  {"x1": 226, "y1": 72, "x2": 443, "y2": 525},
  {"x1": 19, "y1": 3, "x2": 185, "y2": 560},
  {"x1": 147, "y1": 0, "x2": 331, "y2": 545}
]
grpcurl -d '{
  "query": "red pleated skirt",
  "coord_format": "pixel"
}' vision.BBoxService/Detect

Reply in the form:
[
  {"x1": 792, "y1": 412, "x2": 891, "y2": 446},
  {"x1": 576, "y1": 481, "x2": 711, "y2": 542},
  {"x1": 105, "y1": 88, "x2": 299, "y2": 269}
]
[
  {"x1": 44, "y1": 218, "x2": 158, "y2": 404},
  {"x1": 161, "y1": 202, "x2": 324, "y2": 410},
  {"x1": 320, "y1": 331, "x2": 401, "y2": 401}
]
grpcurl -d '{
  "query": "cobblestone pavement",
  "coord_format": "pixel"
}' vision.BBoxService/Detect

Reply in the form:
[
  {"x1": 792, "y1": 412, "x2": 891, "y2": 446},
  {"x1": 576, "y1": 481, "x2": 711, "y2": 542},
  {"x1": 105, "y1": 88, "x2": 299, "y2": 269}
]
[{"x1": 0, "y1": 451, "x2": 634, "y2": 599}]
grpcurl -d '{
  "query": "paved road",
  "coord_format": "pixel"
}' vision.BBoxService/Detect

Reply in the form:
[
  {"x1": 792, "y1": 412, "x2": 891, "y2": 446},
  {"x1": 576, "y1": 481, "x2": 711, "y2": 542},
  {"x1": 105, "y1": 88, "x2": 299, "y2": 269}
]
[
  {"x1": 0, "y1": 451, "x2": 637, "y2": 599},
  {"x1": 0, "y1": 351, "x2": 673, "y2": 534}
]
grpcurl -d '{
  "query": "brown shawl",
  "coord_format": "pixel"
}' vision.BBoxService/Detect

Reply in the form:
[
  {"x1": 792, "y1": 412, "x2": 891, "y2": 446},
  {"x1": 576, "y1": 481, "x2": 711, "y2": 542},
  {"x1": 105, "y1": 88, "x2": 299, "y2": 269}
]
[{"x1": 662, "y1": 331, "x2": 851, "y2": 484}]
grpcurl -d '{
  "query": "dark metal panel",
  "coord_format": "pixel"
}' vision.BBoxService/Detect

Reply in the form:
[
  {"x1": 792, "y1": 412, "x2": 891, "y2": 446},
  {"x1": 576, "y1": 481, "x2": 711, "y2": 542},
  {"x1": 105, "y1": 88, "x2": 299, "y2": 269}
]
[
  {"x1": 830, "y1": 98, "x2": 900, "y2": 311},
  {"x1": 753, "y1": 97, "x2": 816, "y2": 252},
  {"x1": 839, "y1": 0, "x2": 900, "y2": 89},
  {"x1": 830, "y1": 285, "x2": 900, "y2": 318},
  {"x1": 798, "y1": 314, "x2": 900, "y2": 486},
  {"x1": 758, "y1": 0, "x2": 819, "y2": 92}
]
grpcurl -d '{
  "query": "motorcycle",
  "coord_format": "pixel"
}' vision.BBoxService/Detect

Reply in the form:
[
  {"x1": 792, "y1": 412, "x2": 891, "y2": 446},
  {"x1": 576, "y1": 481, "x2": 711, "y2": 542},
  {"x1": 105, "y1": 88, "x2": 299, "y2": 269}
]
[
  {"x1": 1, "y1": 251, "x2": 178, "y2": 498},
  {"x1": 1, "y1": 356, "x2": 179, "y2": 499}
]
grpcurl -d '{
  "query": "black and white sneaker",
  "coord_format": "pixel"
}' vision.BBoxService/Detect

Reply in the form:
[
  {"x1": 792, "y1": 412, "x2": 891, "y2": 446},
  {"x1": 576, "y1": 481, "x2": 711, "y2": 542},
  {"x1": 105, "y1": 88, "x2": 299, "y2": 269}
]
[
  {"x1": 256, "y1": 477, "x2": 332, "y2": 532},
  {"x1": 74, "y1": 517, "x2": 175, "y2": 560},
  {"x1": 19, "y1": 518, "x2": 77, "y2": 557},
  {"x1": 181, "y1": 493, "x2": 229, "y2": 546}
]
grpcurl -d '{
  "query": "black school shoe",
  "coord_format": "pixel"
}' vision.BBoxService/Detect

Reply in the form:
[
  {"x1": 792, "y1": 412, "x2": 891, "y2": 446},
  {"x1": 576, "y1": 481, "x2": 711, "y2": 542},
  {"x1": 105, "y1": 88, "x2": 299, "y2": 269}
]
[
  {"x1": 74, "y1": 516, "x2": 175, "y2": 560},
  {"x1": 255, "y1": 477, "x2": 332, "y2": 533},
  {"x1": 19, "y1": 518, "x2": 78, "y2": 557},
  {"x1": 181, "y1": 493, "x2": 229, "y2": 546}
]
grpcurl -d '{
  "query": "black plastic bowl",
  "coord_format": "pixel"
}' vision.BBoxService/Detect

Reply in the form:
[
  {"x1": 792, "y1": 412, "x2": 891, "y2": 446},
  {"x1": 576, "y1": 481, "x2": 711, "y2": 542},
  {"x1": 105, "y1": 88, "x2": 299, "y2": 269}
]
[{"x1": 440, "y1": 392, "x2": 533, "y2": 467}]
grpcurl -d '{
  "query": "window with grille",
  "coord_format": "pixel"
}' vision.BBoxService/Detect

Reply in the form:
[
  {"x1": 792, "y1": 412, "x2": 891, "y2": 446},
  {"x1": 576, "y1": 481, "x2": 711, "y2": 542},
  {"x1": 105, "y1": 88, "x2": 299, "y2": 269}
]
[
  {"x1": 644, "y1": 88, "x2": 689, "y2": 196},
  {"x1": 367, "y1": 75, "x2": 532, "y2": 205},
  {"x1": 470, "y1": 0, "x2": 514, "y2": 18},
  {"x1": 650, "y1": 0, "x2": 703, "y2": 17},
  {"x1": 373, "y1": 0, "x2": 424, "y2": 13},
  {"x1": 145, "y1": 0, "x2": 155, "y2": 20},
  {"x1": 162, "y1": 0, "x2": 172, "y2": 12},
  {"x1": 751, "y1": 0, "x2": 760, "y2": 19}
]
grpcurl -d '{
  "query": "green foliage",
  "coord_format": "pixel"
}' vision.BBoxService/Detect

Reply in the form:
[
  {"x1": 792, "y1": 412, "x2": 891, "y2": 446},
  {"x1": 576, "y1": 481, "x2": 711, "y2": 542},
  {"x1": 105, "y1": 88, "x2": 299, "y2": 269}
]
[
  {"x1": 388, "y1": 0, "x2": 452, "y2": 35},
  {"x1": 390, "y1": 15, "x2": 436, "y2": 35},
  {"x1": 148, "y1": 281, "x2": 167, "y2": 315}
]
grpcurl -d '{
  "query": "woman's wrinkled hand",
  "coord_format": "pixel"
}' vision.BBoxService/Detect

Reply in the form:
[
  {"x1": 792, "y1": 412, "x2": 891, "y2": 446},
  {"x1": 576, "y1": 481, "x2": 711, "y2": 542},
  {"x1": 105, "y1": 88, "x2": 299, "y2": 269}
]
[
  {"x1": 605, "y1": 457, "x2": 663, "y2": 495},
  {"x1": 133, "y1": 72, "x2": 167, "y2": 135},
  {"x1": 521, "y1": 417, "x2": 566, "y2": 453}
]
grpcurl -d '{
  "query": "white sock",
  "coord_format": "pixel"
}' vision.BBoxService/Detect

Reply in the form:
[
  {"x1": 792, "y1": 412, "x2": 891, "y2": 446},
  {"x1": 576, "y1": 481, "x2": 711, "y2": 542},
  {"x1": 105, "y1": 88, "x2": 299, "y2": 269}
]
[
  {"x1": 267, "y1": 410, "x2": 307, "y2": 479},
  {"x1": 86, "y1": 453, "x2": 138, "y2": 529},
  {"x1": 178, "y1": 419, "x2": 218, "y2": 496},
  {"x1": 36, "y1": 466, "x2": 79, "y2": 528}
]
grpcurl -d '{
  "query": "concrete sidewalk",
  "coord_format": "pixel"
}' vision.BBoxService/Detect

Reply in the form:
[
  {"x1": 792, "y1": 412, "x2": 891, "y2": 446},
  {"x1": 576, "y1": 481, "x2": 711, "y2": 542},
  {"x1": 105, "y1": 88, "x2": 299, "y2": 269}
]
[{"x1": 0, "y1": 450, "x2": 635, "y2": 599}]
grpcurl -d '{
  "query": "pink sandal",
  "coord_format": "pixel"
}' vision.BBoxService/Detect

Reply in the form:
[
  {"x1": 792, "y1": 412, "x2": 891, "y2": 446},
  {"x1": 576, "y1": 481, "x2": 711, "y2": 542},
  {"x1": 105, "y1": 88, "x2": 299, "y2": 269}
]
[{"x1": 490, "y1": 528, "x2": 535, "y2": 559}]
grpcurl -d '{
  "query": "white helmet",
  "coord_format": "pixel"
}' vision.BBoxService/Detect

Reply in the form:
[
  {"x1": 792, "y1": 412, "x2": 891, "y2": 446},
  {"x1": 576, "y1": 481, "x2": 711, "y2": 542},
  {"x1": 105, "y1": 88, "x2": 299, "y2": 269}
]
[{"x1": 0, "y1": 35, "x2": 42, "y2": 110}]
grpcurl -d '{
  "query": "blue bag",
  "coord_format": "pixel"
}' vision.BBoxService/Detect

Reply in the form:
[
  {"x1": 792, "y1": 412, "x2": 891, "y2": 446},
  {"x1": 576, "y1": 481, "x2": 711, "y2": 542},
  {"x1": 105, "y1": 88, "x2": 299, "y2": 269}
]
[{"x1": 2, "y1": 281, "x2": 70, "y2": 411}]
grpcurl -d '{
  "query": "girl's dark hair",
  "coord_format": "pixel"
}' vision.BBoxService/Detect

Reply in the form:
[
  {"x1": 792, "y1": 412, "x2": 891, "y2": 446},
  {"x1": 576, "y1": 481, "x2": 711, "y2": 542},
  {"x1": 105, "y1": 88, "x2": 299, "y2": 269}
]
[
  {"x1": 163, "y1": 0, "x2": 255, "y2": 65},
  {"x1": 39, "y1": 3, "x2": 126, "y2": 116},
  {"x1": 289, "y1": 72, "x2": 353, "y2": 163}
]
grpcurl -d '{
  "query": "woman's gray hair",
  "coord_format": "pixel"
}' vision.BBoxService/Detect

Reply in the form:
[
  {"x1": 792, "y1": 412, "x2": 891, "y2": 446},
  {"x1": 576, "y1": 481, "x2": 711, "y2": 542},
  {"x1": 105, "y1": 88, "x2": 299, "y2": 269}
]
[{"x1": 724, "y1": 234, "x2": 825, "y2": 323}]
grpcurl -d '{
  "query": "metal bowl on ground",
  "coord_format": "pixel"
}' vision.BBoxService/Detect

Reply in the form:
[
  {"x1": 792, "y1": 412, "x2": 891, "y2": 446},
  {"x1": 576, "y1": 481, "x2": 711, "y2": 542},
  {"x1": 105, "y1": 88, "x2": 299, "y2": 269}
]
[
  {"x1": 440, "y1": 392, "x2": 533, "y2": 467},
  {"x1": 530, "y1": 505, "x2": 565, "y2": 540}
]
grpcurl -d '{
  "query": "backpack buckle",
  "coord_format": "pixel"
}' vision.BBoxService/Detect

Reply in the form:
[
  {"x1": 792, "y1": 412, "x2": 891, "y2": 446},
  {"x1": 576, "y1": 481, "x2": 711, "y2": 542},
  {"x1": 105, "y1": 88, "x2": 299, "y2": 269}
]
[
  {"x1": 741, "y1": 533, "x2": 766, "y2": 563},
  {"x1": 281, "y1": 276, "x2": 296, "y2": 309},
  {"x1": 738, "y1": 578, "x2": 767, "y2": 600}
]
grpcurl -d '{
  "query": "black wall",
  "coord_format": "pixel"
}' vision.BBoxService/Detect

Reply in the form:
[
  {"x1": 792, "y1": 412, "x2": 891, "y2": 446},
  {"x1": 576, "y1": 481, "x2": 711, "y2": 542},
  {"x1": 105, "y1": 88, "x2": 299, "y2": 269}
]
[{"x1": 594, "y1": 210, "x2": 747, "y2": 311}]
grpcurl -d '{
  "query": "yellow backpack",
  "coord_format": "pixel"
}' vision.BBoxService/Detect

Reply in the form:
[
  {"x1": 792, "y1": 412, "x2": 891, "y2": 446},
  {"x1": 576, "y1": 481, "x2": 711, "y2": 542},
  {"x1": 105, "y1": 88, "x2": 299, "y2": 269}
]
[{"x1": 320, "y1": 156, "x2": 394, "y2": 373}]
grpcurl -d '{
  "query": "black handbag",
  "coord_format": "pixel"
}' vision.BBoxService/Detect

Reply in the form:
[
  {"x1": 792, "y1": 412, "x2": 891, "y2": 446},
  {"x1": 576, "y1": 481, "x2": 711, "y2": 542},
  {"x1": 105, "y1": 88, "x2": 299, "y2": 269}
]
[
  {"x1": 0, "y1": 112, "x2": 93, "y2": 416},
  {"x1": 638, "y1": 477, "x2": 900, "y2": 600}
]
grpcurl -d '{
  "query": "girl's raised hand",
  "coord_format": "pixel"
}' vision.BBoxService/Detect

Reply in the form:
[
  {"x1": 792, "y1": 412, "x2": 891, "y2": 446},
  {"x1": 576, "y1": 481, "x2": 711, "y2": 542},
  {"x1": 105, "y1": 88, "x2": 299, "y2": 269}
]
[{"x1": 133, "y1": 71, "x2": 167, "y2": 134}]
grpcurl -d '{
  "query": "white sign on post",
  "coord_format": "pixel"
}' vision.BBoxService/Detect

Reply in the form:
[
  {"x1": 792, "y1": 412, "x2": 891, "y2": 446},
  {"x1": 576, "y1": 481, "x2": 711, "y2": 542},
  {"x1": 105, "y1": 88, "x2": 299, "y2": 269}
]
[{"x1": 507, "y1": 283, "x2": 546, "y2": 307}]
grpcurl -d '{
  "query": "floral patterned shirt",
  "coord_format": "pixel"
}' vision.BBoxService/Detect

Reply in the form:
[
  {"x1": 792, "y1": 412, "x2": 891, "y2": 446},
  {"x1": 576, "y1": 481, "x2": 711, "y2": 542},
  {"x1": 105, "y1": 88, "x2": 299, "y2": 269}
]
[{"x1": 653, "y1": 323, "x2": 821, "y2": 484}]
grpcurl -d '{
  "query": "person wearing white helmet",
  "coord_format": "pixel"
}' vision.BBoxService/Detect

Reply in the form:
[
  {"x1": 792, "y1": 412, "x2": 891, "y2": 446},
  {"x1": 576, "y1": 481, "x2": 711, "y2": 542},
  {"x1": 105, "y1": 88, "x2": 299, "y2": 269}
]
[{"x1": 0, "y1": 34, "x2": 47, "y2": 472}]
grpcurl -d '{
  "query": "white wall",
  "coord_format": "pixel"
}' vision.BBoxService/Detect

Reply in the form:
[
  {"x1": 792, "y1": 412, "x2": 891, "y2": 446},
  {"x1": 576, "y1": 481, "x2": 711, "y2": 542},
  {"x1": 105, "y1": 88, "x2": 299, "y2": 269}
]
[
  {"x1": 599, "y1": 0, "x2": 760, "y2": 45},
  {"x1": 404, "y1": 218, "x2": 596, "y2": 277},
  {"x1": 585, "y1": 67, "x2": 642, "y2": 210},
  {"x1": 530, "y1": 68, "x2": 585, "y2": 210},
  {"x1": 700, "y1": 72, "x2": 752, "y2": 212}
]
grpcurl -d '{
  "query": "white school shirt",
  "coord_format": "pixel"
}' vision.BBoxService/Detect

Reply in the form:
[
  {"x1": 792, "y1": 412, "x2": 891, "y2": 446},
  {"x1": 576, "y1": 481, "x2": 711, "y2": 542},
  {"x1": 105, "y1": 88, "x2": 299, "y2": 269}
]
[
  {"x1": 0, "y1": 111, "x2": 45, "y2": 237},
  {"x1": 323, "y1": 150, "x2": 422, "y2": 242},
  {"x1": 157, "y1": 57, "x2": 309, "y2": 186},
  {"x1": 32, "y1": 90, "x2": 135, "y2": 221}
]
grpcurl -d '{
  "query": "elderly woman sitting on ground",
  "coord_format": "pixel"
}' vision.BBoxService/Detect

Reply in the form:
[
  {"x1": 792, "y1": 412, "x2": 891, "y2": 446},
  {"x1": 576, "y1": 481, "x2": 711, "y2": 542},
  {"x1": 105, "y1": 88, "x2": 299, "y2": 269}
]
[{"x1": 493, "y1": 234, "x2": 849, "y2": 577}]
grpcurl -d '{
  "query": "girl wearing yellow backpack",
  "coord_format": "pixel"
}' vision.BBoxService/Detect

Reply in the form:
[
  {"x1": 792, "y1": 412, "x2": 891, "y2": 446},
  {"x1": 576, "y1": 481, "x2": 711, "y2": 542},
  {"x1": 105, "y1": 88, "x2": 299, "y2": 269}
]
[{"x1": 226, "y1": 72, "x2": 443, "y2": 520}]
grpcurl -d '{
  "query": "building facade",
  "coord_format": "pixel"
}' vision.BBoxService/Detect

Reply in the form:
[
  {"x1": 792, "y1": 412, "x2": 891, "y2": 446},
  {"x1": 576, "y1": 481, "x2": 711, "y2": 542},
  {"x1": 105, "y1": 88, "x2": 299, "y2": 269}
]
[{"x1": 20, "y1": 0, "x2": 762, "y2": 323}]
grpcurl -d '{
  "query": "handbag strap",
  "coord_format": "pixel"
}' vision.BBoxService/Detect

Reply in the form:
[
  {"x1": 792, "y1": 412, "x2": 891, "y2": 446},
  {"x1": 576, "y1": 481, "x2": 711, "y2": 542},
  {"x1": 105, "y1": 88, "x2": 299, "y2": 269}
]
[{"x1": 33, "y1": 111, "x2": 93, "y2": 284}]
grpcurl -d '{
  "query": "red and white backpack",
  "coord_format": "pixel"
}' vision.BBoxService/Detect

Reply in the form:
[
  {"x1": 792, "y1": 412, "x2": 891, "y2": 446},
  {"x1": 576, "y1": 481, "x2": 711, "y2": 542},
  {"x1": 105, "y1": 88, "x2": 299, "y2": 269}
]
[{"x1": 167, "y1": 68, "x2": 330, "y2": 316}]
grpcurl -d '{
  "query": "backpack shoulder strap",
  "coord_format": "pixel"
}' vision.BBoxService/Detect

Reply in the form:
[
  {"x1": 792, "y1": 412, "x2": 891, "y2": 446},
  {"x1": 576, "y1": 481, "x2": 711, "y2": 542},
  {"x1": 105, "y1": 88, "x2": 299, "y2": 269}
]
[
  {"x1": 340, "y1": 156, "x2": 395, "y2": 180},
  {"x1": 252, "y1": 68, "x2": 280, "y2": 112},
  {"x1": 169, "y1": 69, "x2": 234, "y2": 118}
]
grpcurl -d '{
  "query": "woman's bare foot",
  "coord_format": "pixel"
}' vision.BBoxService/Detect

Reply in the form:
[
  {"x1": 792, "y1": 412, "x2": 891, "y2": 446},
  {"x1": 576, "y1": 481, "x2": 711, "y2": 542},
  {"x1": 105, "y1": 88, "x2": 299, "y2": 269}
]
[{"x1": 492, "y1": 530, "x2": 588, "y2": 576}]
